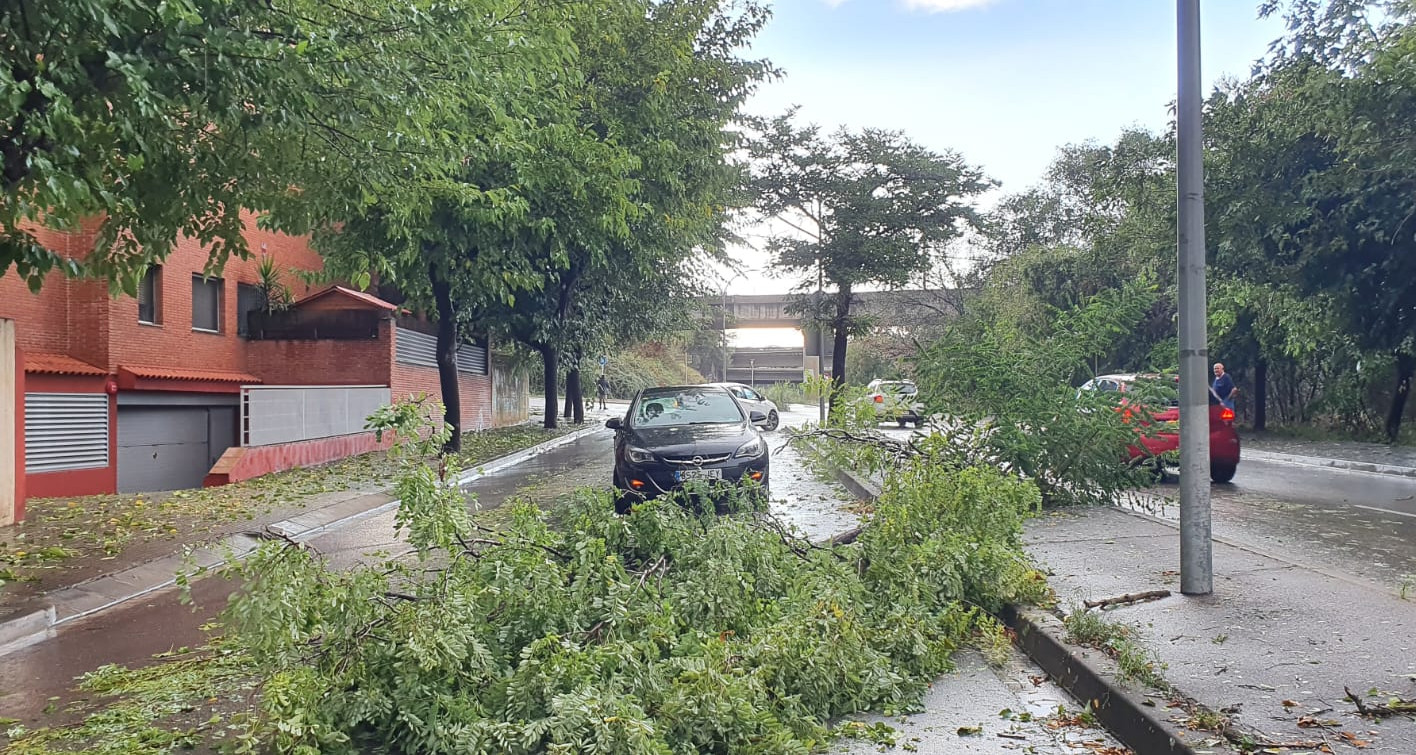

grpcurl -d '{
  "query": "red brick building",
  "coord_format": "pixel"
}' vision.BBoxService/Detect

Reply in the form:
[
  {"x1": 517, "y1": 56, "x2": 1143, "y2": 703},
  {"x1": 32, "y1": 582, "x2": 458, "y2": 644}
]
[{"x1": 0, "y1": 216, "x2": 523, "y2": 521}]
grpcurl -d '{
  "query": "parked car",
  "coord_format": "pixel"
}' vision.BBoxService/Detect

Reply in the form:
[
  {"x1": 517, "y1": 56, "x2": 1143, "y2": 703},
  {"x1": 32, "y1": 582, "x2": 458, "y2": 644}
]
[
  {"x1": 865, "y1": 379, "x2": 925, "y2": 427},
  {"x1": 1078, "y1": 373, "x2": 1241, "y2": 483},
  {"x1": 703, "y1": 382, "x2": 780, "y2": 430},
  {"x1": 606, "y1": 384, "x2": 770, "y2": 512}
]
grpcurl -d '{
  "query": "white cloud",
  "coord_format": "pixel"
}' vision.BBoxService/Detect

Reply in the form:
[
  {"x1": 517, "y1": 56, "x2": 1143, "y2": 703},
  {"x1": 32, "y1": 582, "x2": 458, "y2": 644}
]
[{"x1": 900, "y1": 0, "x2": 999, "y2": 12}]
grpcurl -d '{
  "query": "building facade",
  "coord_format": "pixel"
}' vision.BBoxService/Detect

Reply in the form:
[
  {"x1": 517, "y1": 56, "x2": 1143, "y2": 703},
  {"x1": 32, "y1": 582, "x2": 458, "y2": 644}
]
[{"x1": 0, "y1": 216, "x2": 524, "y2": 520}]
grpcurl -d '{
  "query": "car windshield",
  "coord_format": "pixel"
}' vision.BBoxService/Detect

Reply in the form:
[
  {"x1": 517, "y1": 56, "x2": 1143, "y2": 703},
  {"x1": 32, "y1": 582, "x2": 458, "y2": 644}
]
[
  {"x1": 881, "y1": 382, "x2": 917, "y2": 396},
  {"x1": 631, "y1": 387, "x2": 744, "y2": 428}
]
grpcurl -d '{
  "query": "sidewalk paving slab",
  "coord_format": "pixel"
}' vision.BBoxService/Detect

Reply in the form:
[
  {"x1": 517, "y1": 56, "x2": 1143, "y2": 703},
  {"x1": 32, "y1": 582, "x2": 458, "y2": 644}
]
[
  {"x1": 0, "y1": 423, "x2": 604, "y2": 658},
  {"x1": 1027, "y1": 506, "x2": 1416, "y2": 754}
]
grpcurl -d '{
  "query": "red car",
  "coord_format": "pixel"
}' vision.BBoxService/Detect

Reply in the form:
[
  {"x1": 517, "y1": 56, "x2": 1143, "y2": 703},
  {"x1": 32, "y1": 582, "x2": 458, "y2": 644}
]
[{"x1": 1079, "y1": 373, "x2": 1240, "y2": 483}]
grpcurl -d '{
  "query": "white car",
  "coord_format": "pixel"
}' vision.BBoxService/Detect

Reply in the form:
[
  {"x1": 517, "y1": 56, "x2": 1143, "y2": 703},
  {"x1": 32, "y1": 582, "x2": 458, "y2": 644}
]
[{"x1": 703, "y1": 382, "x2": 780, "y2": 431}]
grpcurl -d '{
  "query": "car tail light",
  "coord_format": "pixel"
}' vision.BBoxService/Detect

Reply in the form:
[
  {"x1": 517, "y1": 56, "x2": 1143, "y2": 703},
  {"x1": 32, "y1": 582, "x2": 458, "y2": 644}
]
[
  {"x1": 873, "y1": 395, "x2": 883, "y2": 403},
  {"x1": 1220, "y1": 407, "x2": 1235, "y2": 422}
]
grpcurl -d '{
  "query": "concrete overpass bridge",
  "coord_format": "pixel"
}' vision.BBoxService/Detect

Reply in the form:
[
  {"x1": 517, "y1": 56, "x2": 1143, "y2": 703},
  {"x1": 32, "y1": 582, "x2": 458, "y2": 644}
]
[{"x1": 694, "y1": 289, "x2": 961, "y2": 384}]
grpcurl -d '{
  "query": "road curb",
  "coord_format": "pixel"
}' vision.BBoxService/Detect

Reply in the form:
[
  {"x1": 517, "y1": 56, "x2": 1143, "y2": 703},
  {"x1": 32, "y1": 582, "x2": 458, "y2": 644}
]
[
  {"x1": 1002, "y1": 606, "x2": 1199, "y2": 755},
  {"x1": 831, "y1": 466, "x2": 1205, "y2": 755},
  {"x1": 0, "y1": 423, "x2": 607, "y2": 658},
  {"x1": 1244, "y1": 448, "x2": 1416, "y2": 478}
]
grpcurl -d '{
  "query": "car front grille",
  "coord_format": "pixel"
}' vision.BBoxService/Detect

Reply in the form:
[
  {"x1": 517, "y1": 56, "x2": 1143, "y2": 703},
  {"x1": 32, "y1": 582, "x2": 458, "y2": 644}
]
[{"x1": 661, "y1": 453, "x2": 732, "y2": 466}]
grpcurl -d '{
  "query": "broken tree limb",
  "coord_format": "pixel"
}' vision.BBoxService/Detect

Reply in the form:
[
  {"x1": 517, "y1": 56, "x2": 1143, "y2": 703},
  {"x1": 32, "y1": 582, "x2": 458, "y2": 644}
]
[
  {"x1": 1083, "y1": 590, "x2": 1172, "y2": 610},
  {"x1": 1346, "y1": 686, "x2": 1416, "y2": 718}
]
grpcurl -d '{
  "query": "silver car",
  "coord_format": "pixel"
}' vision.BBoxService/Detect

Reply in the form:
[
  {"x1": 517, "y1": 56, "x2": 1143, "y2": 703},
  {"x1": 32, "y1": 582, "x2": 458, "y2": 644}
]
[{"x1": 703, "y1": 382, "x2": 780, "y2": 431}]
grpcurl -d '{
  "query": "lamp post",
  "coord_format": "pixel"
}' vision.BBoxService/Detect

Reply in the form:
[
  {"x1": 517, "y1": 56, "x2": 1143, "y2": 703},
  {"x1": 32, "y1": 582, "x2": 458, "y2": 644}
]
[
  {"x1": 749, "y1": 359, "x2": 756, "y2": 387},
  {"x1": 1177, "y1": 0, "x2": 1212, "y2": 595}
]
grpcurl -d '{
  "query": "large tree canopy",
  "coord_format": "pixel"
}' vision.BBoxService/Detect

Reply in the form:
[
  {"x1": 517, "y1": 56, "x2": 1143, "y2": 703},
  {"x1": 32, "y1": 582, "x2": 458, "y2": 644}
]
[
  {"x1": 747, "y1": 113, "x2": 990, "y2": 391},
  {"x1": 1, "y1": 0, "x2": 537, "y2": 291}
]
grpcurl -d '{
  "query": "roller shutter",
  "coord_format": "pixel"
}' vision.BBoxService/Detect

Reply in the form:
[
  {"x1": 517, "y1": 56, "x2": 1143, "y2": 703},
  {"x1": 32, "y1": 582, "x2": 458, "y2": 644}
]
[{"x1": 24, "y1": 393, "x2": 110, "y2": 474}]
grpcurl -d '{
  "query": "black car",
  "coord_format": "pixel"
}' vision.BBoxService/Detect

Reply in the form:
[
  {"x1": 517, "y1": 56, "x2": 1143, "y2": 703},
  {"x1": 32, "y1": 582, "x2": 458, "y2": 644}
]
[{"x1": 606, "y1": 385, "x2": 770, "y2": 511}]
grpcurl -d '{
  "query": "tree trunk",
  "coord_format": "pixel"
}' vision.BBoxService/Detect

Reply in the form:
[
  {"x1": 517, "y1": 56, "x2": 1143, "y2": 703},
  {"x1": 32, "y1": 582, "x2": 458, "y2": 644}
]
[
  {"x1": 826, "y1": 286, "x2": 851, "y2": 421},
  {"x1": 830, "y1": 287, "x2": 851, "y2": 390},
  {"x1": 1386, "y1": 352, "x2": 1415, "y2": 443},
  {"x1": 563, "y1": 383, "x2": 574, "y2": 420},
  {"x1": 567, "y1": 367, "x2": 584, "y2": 424},
  {"x1": 429, "y1": 264, "x2": 462, "y2": 453},
  {"x1": 1253, "y1": 357, "x2": 1267, "y2": 432},
  {"x1": 541, "y1": 345, "x2": 559, "y2": 430}
]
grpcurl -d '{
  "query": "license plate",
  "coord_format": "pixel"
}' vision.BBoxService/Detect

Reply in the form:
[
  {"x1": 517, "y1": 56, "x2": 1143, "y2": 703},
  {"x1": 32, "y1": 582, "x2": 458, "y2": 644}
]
[{"x1": 676, "y1": 468, "x2": 723, "y2": 482}]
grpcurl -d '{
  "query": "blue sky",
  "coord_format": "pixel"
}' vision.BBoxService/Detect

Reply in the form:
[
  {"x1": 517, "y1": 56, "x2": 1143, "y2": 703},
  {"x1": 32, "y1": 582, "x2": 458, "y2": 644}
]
[
  {"x1": 743, "y1": 0, "x2": 1284, "y2": 192},
  {"x1": 728, "y1": 0, "x2": 1286, "y2": 345}
]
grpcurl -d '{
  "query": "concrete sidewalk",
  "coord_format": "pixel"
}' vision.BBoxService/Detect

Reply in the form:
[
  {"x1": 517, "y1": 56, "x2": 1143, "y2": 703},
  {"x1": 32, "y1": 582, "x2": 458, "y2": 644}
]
[
  {"x1": 0, "y1": 423, "x2": 605, "y2": 657},
  {"x1": 1026, "y1": 506, "x2": 1416, "y2": 754},
  {"x1": 1245, "y1": 434, "x2": 1416, "y2": 479}
]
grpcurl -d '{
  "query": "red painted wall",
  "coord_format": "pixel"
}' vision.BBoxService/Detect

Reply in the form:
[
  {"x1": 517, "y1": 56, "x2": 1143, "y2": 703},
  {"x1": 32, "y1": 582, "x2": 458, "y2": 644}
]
[
  {"x1": 392, "y1": 364, "x2": 495, "y2": 431},
  {"x1": 14, "y1": 349, "x2": 25, "y2": 521},
  {"x1": 22, "y1": 371, "x2": 116, "y2": 500},
  {"x1": 204, "y1": 431, "x2": 396, "y2": 486}
]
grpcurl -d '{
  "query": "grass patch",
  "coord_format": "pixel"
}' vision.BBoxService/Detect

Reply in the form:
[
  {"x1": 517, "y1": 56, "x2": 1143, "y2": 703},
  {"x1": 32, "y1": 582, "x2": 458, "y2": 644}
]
[
  {"x1": 0, "y1": 422, "x2": 579, "y2": 600},
  {"x1": 1062, "y1": 606, "x2": 1168, "y2": 689},
  {"x1": 0, "y1": 633, "x2": 263, "y2": 755}
]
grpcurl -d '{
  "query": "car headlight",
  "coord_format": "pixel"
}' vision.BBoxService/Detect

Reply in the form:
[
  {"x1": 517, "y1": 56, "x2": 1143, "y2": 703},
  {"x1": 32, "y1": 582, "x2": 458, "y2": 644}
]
[
  {"x1": 735, "y1": 436, "x2": 764, "y2": 458},
  {"x1": 627, "y1": 446, "x2": 655, "y2": 464}
]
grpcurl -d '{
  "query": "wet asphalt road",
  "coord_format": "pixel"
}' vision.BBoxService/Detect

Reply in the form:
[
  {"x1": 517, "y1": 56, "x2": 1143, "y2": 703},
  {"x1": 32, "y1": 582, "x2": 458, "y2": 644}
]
[
  {"x1": 879, "y1": 422, "x2": 1416, "y2": 589},
  {"x1": 1159, "y1": 455, "x2": 1416, "y2": 589}
]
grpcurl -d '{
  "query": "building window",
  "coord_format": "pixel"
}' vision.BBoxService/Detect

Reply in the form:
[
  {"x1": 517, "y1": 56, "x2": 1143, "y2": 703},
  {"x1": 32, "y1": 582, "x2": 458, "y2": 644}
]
[
  {"x1": 236, "y1": 283, "x2": 265, "y2": 337},
  {"x1": 138, "y1": 266, "x2": 162, "y2": 324},
  {"x1": 192, "y1": 275, "x2": 223, "y2": 333}
]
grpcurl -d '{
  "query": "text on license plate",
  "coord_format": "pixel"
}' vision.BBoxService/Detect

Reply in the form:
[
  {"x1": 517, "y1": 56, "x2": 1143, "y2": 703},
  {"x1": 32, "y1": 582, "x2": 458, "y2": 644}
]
[{"x1": 676, "y1": 468, "x2": 724, "y2": 482}]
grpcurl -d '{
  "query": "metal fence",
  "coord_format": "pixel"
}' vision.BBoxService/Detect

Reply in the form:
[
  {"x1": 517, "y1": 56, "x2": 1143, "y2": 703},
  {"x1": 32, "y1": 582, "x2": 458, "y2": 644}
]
[
  {"x1": 241, "y1": 385, "x2": 391, "y2": 447},
  {"x1": 395, "y1": 327, "x2": 488, "y2": 375},
  {"x1": 245, "y1": 310, "x2": 383, "y2": 340}
]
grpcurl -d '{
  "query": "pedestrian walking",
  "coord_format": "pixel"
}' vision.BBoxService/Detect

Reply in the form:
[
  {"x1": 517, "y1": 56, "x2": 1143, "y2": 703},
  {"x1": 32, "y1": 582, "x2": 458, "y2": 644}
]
[
  {"x1": 1211, "y1": 362, "x2": 1238, "y2": 410},
  {"x1": 596, "y1": 374, "x2": 610, "y2": 410}
]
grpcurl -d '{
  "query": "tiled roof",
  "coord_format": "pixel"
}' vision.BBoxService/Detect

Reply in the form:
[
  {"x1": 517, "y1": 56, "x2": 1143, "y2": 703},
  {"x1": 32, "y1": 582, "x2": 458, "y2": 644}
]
[
  {"x1": 294, "y1": 286, "x2": 397, "y2": 311},
  {"x1": 118, "y1": 365, "x2": 262, "y2": 384},
  {"x1": 24, "y1": 353, "x2": 107, "y2": 376}
]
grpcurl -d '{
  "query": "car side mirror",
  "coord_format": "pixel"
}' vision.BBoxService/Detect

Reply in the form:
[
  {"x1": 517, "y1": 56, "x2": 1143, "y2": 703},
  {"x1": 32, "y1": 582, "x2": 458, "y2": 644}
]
[
  {"x1": 749, "y1": 410, "x2": 767, "y2": 424},
  {"x1": 605, "y1": 417, "x2": 623, "y2": 430}
]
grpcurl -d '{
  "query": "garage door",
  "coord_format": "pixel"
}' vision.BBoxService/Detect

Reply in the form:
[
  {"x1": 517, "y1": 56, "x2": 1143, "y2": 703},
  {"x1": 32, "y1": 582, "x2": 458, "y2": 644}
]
[{"x1": 117, "y1": 406, "x2": 237, "y2": 493}]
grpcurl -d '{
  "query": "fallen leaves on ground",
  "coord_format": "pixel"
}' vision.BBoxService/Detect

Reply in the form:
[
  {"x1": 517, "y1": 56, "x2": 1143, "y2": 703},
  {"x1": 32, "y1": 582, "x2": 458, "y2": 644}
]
[{"x1": 0, "y1": 423, "x2": 574, "y2": 599}]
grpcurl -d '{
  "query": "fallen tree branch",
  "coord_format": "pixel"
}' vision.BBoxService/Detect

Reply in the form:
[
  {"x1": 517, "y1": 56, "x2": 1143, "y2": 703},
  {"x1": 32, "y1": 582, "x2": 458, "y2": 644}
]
[
  {"x1": 1083, "y1": 590, "x2": 1171, "y2": 610},
  {"x1": 826, "y1": 525, "x2": 863, "y2": 546},
  {"x1": 1346, "y1": 686, "x2": 1416, "y2": 718}
]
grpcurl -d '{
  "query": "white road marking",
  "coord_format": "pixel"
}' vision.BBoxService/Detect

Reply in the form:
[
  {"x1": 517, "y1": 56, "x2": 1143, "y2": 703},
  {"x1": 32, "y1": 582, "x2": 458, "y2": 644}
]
[{"x1": 1353, "y1": 504, "x2": 1416, "y2": 520}]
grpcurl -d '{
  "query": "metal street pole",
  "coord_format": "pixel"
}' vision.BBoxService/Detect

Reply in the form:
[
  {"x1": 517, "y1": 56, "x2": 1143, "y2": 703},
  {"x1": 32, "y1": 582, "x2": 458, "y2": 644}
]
[
  {"x1": 750, "y1": 359, "x2": 755, "y2": 387},
  {"x1": 1177, "y1": 0, "x2": 1213, "y2": 595},
  {"x1": 817, "y1": 263, "x2": 826, "y2": 425}
]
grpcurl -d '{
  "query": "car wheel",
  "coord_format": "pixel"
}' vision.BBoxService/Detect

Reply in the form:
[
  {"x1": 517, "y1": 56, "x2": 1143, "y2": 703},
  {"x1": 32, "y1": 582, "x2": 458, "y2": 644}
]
[
  {"x1": 765, "y1": 410, "x2": 780, "y2": 431},
  {"x1": 1210, "y1": 462, "x2": 1237, "y2": 484}
]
